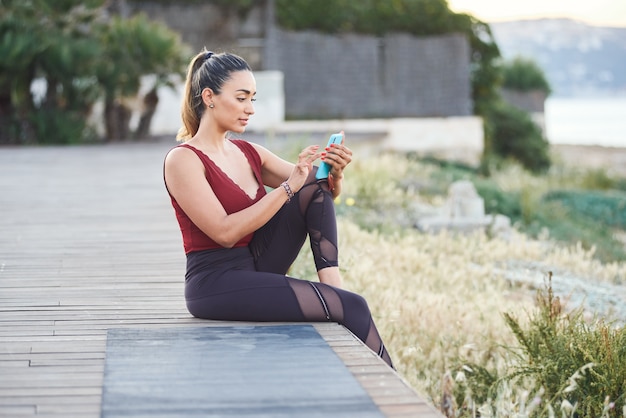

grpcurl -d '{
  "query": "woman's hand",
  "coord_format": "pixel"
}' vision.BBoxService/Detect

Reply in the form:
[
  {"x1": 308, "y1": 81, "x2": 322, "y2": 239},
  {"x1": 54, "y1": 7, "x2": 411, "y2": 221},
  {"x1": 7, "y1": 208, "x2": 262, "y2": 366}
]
[
  {"x1": 321, "y1": 132, "x2": 352, "y2": 197},
  {"x1": 286, "y1": 145, "x2": 322, "y2": 192},
  {"x1": 323, "y1": 132, "x2": 352, "y2": 181}
]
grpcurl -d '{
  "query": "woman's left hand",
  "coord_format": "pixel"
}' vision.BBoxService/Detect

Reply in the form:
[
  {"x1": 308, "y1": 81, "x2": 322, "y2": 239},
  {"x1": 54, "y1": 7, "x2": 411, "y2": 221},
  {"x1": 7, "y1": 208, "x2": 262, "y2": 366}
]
[{"x1": 323, "y1": 132, "x2": 352, "y2": 180}]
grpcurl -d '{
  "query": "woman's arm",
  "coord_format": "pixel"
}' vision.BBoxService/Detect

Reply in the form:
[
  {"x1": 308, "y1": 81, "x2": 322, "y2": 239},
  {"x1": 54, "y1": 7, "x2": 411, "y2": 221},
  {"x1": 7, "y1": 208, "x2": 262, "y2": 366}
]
[
  {"x1": 250, "y1": 143, "x2": 295, "y2": 188},
  {"x1": 251, "y1": 138, "x2": 352, "y2": 200}
]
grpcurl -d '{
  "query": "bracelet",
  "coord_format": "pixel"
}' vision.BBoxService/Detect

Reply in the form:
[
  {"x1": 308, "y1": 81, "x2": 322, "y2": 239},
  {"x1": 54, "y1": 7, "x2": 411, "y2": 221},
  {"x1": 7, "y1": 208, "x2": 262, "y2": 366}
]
[{"x1": 280, "y1": 181, "x2": 294, "y2": 202}]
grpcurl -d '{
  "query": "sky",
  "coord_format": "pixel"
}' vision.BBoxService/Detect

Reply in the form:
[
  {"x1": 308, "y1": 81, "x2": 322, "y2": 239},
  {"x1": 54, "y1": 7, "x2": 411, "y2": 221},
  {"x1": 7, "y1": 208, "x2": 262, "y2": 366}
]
[{"x1": 447, "y1": 0, "x2": 626, "y2": 27}]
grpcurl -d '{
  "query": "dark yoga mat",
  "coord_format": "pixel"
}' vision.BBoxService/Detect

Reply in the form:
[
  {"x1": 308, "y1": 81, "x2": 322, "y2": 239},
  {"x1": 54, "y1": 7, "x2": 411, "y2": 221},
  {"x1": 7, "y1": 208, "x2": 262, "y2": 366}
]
[{"x1": 101, "y1": 325, "x2": 383, "y2": 417}]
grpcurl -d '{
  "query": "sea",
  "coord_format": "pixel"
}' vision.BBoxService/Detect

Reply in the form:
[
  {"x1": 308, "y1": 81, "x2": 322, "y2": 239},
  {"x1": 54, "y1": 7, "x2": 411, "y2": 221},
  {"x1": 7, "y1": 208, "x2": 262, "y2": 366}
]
[{"x1": 545, "y1": 96, "x2": 626, "y2": 148}]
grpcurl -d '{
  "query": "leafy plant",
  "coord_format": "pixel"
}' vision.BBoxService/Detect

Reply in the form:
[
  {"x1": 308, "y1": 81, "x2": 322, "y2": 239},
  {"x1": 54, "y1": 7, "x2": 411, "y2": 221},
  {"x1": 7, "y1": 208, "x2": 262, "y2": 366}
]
[
  {"x1": 30, "y1": 107, "x2": 98, "y2": 145},
  {"x1": 484, "y1": 100, "x2": 551, "y2": 174},
  {"x1": 0, "y1": 0, "x2": 189, "y2": 144},
  {"x1": 472, "y1": 172, "x2": 626, "y2": 262},
  {"x1": 529, "y1": 201, "x2": 626, "y2": 263},
  {"x1": 94, "y1": 12, "x2": 189, "y2": 140},
  {"x1": 502, "y1": 56, "x2": 552, "y2": 94},
  {"x1": 0, "y1": 0, "x2": 102, "y2": 144},
  {"x1": 501, "y1": 276, "x2": 626, "y2": 416},
  {"x1": 446, "y1": 277, "x2": 626, "y2": 417},
  {"x1": 543, "y1": 190, "x2": 626, "y2": 229}
]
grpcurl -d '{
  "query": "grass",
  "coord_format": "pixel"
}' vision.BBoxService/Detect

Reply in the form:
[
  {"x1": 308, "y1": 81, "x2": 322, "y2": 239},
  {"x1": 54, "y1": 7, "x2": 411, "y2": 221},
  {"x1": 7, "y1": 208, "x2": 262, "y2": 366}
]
[
  {"x1": 283, "y1": 146, "x2": 626, "y2": 416},
  {"x1": 499, "y1": 277, "x2": 626, "y2": 417}
]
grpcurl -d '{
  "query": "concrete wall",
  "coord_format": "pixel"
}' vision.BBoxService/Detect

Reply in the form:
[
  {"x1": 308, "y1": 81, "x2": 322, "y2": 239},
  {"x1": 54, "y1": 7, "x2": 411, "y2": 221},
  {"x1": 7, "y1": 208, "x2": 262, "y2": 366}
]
[{"x1": 264, "y1": 28, "x2": 472, "y2": 119}]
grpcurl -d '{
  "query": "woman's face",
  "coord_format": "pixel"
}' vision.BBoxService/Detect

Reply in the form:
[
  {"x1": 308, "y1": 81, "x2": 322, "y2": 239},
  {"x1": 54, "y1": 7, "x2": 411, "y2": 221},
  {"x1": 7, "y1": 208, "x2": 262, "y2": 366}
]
[{"x1": 210, "y1": 70, "x2": 256, "y2": 134}]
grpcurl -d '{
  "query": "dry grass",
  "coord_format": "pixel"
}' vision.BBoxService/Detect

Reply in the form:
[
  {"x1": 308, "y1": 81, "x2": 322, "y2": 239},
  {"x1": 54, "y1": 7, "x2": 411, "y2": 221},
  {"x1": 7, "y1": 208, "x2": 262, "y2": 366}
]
[
  {"x1": 288, "y1": 152, "x2": 626, "y2": 412},
  {"x1": 292, "y1": 217, "x2": 626, "y2": 403}
]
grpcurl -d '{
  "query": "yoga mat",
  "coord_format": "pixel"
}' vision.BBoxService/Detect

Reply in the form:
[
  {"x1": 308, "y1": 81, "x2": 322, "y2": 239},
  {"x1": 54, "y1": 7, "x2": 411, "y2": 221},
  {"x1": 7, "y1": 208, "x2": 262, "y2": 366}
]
[{"x1": 101, "y1": 325, "x2": 383, "y2": 417}]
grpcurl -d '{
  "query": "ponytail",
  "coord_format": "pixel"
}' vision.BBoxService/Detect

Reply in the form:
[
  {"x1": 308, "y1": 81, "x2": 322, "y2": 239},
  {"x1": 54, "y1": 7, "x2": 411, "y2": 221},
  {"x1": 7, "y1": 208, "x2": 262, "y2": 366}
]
[{"x1": 177, "y1": 51, "x2": 205, "y2": 141}]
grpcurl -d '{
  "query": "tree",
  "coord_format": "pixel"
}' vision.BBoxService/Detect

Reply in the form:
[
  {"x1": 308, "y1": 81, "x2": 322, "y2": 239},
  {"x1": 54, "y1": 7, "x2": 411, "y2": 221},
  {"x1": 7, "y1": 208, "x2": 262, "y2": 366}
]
[
  {"x1": 0, "y1": 0, "x2": 189, "y2": 144},
  {"x1": 0, "y1": 0, "x2": 100, "y2": 143},
  {"x1": 94, "y1": 13, "x2": 189, "y2": 141}
]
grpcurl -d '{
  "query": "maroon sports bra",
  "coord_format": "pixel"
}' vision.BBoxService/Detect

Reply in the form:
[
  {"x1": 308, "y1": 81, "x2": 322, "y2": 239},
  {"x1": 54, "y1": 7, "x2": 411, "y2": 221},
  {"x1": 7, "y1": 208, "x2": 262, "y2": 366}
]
[{"x1": 167, "y1": 139, "x2": 266, "y2": 254}]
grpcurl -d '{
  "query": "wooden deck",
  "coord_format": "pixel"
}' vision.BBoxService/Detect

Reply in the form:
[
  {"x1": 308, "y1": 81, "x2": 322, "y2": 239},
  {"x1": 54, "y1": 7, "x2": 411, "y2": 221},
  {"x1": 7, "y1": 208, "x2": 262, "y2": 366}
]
[{"x1": 0, "y1": 139, "x2": 442, "y2": 417}]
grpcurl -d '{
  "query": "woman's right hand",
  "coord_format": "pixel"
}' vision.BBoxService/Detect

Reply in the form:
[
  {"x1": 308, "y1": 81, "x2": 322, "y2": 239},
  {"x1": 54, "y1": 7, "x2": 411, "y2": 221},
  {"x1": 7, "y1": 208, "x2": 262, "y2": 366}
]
[{"x1": 286, "y1": 145, "x2": 322, "y2": 192}]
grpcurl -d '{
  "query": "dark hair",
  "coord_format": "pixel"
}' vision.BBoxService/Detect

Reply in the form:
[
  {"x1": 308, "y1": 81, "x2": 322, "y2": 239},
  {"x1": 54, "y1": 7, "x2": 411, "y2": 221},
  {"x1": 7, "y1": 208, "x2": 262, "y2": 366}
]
[{"x1": 177, "y1": 49, "x2": 251, "y2": 141}]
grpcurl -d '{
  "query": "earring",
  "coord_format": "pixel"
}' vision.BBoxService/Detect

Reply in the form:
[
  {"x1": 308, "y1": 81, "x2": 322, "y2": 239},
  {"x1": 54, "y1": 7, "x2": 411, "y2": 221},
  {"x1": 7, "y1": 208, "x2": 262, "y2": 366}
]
[{"x1": 209, "y1": 103, "x2": 215, "y2": 109}]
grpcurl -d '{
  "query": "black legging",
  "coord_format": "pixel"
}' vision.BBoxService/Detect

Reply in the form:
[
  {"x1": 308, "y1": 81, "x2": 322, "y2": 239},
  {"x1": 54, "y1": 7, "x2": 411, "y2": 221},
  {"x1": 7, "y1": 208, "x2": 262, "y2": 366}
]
[{"x1": 184, "y1": 173, "x2": 393, "y2": 368}]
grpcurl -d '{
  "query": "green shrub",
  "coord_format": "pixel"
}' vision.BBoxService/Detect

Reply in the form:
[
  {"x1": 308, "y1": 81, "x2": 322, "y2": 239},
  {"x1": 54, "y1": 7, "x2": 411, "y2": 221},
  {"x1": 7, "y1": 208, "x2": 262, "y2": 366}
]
[
  {"x1": 30, "y1": 108, "x2": 98, "y2": 145},
  {"x1": 451, "y1": 279, "x2": 626, "y2": 417},
  {"x1": 474, "y1": 185, "x2": 626, "y2": 263},
  {"x1": 530, "y1": 202, "x2": 626, "y2": 263},
  {"x1": 615, "y1": 178, "x2": 626, "y2": 193},
  {"x1": 502, "y1": 56, "x2": 551, "y2": 94},
  {"x1": 502, "y1": 278, "x2": 626, "y2": 416},
  {"x1": 0, "y1": 1, "x2": 188, "y2": 144},
  {"x1": 484, "y1": 101, "x2": 551, "y2": 174},
  {"x1": 579, "y1": 168, "x2": 619, "y2": 191},
  {"x1": 471, "y1": 172, "x2": 626, "y2": 262},
  {"x1": 544, "y1": 190, "x2": 626, "y2": 229},
  {"x1": 474, "y1": 180, "x2": 523, "y2": 220}
]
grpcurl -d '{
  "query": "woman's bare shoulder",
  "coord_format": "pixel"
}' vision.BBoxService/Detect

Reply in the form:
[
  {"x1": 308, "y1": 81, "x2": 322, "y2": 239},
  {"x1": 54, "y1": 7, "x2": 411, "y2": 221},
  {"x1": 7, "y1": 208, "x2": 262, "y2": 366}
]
[
  {"x1": 164, "y1": 145, "x2": 204, "y2": 174},
  {"x1": 165, "y1": 144, "x2": 198, "y2": 162}
]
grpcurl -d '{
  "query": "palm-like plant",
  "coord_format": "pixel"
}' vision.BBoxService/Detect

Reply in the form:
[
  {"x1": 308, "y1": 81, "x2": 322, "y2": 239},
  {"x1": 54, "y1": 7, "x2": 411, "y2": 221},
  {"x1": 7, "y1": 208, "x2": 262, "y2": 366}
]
[{"x1": 0, "y1": 0, "x2": 189, "y2": 144}]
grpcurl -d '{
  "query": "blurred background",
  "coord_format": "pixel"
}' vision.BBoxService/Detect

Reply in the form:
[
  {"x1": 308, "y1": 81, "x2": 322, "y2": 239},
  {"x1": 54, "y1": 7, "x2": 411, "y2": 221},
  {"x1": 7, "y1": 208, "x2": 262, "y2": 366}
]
[
  {"x1": 449, "y1": 0, "x2": 626, "y2": 148},
  {"x1": 2, "y1": 0, "x2": 625, "y2": 158},
  {"x1": 3, "y1": 3, "x2": 625, "y2": 414}
]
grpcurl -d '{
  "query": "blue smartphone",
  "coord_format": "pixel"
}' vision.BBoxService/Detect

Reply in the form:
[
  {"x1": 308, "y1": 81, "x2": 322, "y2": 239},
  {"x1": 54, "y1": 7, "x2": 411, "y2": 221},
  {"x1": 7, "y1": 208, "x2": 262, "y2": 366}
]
[{"x1": 315, "y1": 133, "x2": 343, "y2": 180}]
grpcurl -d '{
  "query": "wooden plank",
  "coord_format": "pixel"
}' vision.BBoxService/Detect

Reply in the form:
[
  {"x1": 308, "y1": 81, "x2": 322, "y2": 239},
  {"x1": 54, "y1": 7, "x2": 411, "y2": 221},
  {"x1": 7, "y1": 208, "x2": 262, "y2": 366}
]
[
  {"x1": 0, "y1": 352, "x2": 105, "y2": 362},
  {"x1": 0, "y1": 389, "x2": 102, "y2": 401},
  {"x1": 0, "y1": 405, "x2": 37, "y2": 415},
  {"x1": 0, "y1": 360, "x2": 30, "y2": 367}
]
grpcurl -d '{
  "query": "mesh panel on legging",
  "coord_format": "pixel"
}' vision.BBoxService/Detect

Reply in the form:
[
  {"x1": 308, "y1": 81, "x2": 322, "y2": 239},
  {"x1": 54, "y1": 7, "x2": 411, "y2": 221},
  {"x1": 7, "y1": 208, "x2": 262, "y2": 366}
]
[
  {"x1": 296, "y1": 180, "x2": 338, "y2": 271},
  {"x1": 287, "y1": 278, "x2": 393, "y2": 369},
  {"x1": 250, "y1": 175, "x2": 338, "y2": 275},
  {"x1": 288, "y1": 279, "x2": 344, "y2": 323},
  {"x1": 365, "y1": 317, "x2": 394, "y2": 367}
]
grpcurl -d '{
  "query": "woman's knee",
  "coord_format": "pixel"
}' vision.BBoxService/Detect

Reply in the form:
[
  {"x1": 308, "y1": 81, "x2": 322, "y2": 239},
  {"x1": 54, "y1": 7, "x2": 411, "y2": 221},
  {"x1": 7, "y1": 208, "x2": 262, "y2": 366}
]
[{"x1": 340, "y1": 290, "x2": 371, "y2": 317}]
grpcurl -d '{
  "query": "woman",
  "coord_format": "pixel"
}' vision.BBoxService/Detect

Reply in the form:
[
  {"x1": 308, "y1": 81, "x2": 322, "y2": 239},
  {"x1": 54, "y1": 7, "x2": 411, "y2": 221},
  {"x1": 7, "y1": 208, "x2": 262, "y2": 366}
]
[{"x1": 163, "y1": 50, "x2": 393, "y2": 368}]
